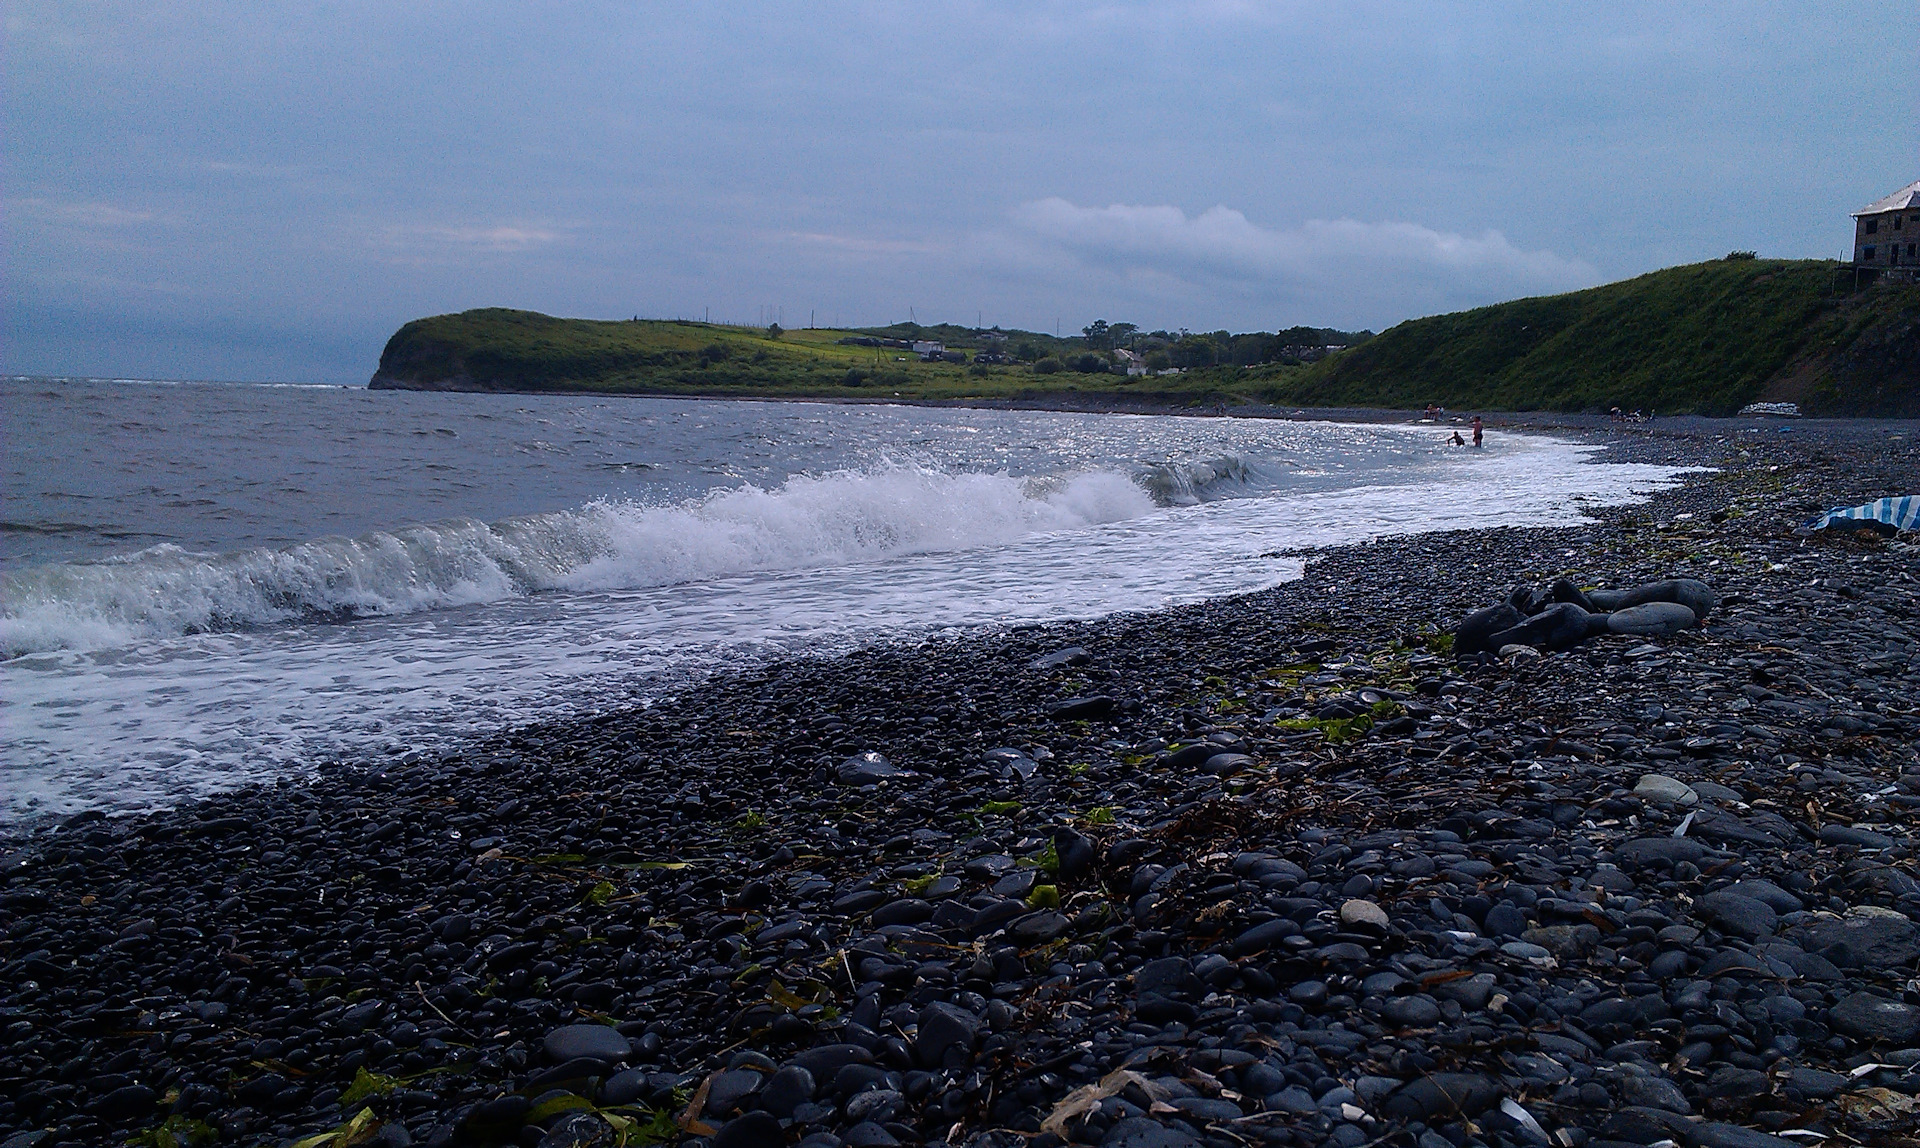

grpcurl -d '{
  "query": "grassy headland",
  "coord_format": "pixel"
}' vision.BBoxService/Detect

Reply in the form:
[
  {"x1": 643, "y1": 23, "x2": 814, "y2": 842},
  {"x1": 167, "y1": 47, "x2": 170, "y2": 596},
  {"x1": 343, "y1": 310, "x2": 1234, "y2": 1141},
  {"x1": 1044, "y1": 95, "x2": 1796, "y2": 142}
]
[
  {"x1": 370, "y1": 259, "x2": 1919, "y2": 416},
  {"x1": 366, "y1": 311, "x2": 1312, "y2": 408}
]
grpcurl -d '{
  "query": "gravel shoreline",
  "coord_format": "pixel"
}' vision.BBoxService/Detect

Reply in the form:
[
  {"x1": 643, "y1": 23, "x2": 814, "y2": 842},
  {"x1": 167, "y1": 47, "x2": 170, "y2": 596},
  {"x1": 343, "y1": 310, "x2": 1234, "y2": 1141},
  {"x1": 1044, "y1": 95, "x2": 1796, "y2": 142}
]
[{"x1": 2, "y1": 424, "x2": 1916, "y2": 1148}]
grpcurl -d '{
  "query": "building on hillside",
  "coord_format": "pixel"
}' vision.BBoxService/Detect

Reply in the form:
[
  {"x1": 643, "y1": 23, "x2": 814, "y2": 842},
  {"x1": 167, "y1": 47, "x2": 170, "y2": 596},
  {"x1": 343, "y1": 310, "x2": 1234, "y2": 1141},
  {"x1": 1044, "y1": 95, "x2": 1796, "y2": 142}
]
[
  {"x1": 1852, "y1": 179, "x2": 1920, "y2": 282},
  {"x1": 911, "y1": 340, "x2": 945, "y2": 360}
]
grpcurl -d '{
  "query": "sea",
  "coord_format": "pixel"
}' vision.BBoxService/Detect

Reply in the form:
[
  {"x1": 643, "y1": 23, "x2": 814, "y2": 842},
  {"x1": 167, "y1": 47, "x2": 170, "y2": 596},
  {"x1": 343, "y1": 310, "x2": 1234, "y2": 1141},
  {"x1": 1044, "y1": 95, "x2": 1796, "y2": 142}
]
[{"x1": 0, "y1": 377, "x2": 1700, "y2": 824}]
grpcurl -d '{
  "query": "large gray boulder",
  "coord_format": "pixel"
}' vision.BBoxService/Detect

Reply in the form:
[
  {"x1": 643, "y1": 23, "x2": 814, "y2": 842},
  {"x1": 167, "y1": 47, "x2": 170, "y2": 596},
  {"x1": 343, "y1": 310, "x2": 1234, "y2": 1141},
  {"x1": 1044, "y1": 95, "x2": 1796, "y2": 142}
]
[
  {"x1": 1608, "y1": 601, "x2": 1699, "y2": 636},
  {"x1": 1588, "y1": 577, "x2": 1719, "y2": 620}
]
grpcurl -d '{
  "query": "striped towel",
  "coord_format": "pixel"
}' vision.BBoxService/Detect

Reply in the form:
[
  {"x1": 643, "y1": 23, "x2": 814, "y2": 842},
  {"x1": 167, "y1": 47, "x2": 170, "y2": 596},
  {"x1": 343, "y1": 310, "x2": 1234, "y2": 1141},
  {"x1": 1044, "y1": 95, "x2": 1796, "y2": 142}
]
[{"x1": 1804, "y1": 495, "x2": 1920, "y2": 534}]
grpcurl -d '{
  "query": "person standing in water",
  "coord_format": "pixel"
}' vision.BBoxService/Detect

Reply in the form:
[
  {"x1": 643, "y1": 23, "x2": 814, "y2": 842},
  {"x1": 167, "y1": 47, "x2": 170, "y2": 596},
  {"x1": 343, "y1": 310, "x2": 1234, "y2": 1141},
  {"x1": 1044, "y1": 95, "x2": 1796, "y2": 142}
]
[{"x1": 1471, "y1": 416, "x2": 1483, "y2": 448}]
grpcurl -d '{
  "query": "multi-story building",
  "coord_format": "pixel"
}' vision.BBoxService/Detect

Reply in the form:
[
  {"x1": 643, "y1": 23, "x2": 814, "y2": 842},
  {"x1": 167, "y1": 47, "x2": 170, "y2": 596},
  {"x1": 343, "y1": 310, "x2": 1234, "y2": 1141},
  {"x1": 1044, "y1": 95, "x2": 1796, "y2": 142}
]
[{"x1": 1853, "y1": 179, "x2": 1920, "y2": 280}]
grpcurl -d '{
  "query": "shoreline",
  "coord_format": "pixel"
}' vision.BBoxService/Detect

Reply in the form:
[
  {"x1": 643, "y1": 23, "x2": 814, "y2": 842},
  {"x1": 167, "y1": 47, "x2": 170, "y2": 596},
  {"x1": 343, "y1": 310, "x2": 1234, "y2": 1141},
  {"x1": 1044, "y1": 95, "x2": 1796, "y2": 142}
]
[
  {"x1": 1, "y1": 427, "x2": 1917, "y2": 1148},
  {"x1": 369, "y1": 385, "x2": 1920, "y2": 442},
  {"x1": 24, "y1": 375, "x2": 1920, "y2": 440}
]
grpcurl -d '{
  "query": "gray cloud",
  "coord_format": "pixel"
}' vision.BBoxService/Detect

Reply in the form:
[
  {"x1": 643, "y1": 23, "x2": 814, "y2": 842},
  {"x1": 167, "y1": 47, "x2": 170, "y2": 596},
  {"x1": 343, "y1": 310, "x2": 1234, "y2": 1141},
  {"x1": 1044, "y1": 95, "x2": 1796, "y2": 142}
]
[{"x1": 1006, "y1": 198, "x2": 1596, "y2": 315}]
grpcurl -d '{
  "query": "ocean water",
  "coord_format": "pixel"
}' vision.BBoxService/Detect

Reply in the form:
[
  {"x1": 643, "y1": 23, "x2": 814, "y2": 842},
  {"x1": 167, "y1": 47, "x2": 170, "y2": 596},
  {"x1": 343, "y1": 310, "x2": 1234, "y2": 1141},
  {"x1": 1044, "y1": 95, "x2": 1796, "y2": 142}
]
[{"x1": 1, "y1": 378, "x2": 1698, "y2": 822}]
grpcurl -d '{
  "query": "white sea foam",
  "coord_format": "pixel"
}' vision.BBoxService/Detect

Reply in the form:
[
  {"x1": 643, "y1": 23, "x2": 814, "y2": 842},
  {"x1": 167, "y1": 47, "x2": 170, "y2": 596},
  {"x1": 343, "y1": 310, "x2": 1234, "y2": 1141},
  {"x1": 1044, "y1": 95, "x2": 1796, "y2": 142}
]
[{"x1": 0, "y1": 463, "x2": 1156, "y2": 656}]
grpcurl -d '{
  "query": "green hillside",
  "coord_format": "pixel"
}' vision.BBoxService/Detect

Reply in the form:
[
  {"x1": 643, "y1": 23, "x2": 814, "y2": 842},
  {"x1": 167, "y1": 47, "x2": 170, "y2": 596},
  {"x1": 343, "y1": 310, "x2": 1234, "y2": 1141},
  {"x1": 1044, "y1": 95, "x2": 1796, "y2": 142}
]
[
  {"x1": 370, "y1": 260, "x2": 1918, "y2": 415},
  {"x1": 366, "y1": 310, "x2": 1277, "y2": 405},
  {"x1": 1263, "y1": 259, "x2": 1920, "y2": 416}
]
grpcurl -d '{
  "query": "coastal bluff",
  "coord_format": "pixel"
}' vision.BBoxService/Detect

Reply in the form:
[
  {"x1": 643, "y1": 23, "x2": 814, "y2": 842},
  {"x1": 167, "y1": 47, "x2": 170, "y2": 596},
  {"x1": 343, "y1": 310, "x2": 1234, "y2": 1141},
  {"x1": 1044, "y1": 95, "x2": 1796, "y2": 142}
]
[
  {"x1": 1271, "y1": 259, "x2": 1920, "y2": 418},
  {"x1": 369, "y1": 261, "x2": 1920, "y2": 416}
]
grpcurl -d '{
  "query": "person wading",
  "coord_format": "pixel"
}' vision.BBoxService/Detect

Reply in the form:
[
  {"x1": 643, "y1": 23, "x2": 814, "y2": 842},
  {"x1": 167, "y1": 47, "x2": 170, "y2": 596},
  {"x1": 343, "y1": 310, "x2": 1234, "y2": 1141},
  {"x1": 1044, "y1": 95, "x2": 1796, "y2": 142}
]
[{"x1": 1471, "y1": 415, "x2": 1484, "y2": 448}]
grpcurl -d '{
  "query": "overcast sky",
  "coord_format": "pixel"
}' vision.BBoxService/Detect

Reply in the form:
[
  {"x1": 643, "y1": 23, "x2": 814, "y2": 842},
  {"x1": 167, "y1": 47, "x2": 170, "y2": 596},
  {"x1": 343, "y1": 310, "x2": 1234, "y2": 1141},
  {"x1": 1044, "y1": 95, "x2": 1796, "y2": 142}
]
[{"x1": 7, "y1": 2, "x2": 1915, "y2": 382}]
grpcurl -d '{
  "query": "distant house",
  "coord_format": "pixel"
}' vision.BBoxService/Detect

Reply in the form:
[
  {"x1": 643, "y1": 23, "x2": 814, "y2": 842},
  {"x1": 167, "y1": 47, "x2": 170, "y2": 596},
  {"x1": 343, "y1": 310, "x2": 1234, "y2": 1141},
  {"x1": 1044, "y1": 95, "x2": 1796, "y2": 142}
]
[
  {"x1": 911, "y1": 340, "x2": 945, "y2": 360},
  {"x1": 1115, "y1": 348, "x2": 1148, "y2": 377},
  {"x1": 1852, "y1": 179, "x2": 1920, "y2": 280},
  {"x1": 1275, "y1": 343, "x2": 1348, "y2": 364}
]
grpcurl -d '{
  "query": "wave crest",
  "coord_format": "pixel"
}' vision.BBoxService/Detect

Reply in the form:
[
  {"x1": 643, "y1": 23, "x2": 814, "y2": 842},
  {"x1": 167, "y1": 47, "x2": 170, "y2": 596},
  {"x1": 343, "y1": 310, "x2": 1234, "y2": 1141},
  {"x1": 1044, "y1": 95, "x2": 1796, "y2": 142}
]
[
  {"x1": 1138, "y1": 454, "x2": 1260, "y2": 506},
  {"x1": 0, "y1": 463, "x2": 1156, "y2": 655}
]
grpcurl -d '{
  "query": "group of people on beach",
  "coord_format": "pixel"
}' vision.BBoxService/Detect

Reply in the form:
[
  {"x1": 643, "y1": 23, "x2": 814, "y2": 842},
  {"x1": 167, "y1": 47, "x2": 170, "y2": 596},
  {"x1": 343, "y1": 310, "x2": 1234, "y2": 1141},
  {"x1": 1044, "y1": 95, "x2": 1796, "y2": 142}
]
[{"x1": 1424, "y1": 404, "x2": 1483, "y2": 447}]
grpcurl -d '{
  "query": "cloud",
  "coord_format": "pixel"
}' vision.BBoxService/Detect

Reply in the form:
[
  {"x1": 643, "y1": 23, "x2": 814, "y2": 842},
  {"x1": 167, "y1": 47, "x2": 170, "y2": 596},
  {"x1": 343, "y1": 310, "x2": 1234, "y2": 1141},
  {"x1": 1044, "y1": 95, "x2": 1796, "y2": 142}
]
[
  {"x1": 783, "y1": 231, "x2": 940, "y2": 256},
  {"x1": 14, "y1": 198, "x2": 161, "y2": 228},
  {"x1": 1007, "y1": 198, "x2": 1599, "y2": 317},
  {"x1": 384, "y1": 225, "x2": 566, "y2": 251},
  {"x1": 356, "y1": 222, "x2": 570, "y2": 265}
]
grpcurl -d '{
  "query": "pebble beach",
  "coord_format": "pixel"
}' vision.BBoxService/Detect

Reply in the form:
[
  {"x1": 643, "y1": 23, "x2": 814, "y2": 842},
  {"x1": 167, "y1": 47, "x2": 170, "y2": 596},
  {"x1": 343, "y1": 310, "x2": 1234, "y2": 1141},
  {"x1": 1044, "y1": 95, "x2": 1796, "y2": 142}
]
[{"x1": 2, "y1": 420, "x2": 1917, "y2": 1148}]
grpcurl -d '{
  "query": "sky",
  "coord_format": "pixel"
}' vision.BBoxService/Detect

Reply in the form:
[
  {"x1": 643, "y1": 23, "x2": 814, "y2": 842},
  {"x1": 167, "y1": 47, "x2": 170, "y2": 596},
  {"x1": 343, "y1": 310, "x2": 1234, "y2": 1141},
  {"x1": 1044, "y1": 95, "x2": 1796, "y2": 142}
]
[{"x1": 6, "y1": 2, "x2": 1916, "y2": 383}]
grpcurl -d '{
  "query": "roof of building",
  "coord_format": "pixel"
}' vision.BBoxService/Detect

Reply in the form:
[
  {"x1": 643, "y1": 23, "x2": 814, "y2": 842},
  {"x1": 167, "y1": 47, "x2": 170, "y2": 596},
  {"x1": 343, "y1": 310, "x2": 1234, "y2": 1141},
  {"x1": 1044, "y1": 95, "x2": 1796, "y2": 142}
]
[{"x1": 1853, "y1": 180, "x2": 1920, "y2": 216}]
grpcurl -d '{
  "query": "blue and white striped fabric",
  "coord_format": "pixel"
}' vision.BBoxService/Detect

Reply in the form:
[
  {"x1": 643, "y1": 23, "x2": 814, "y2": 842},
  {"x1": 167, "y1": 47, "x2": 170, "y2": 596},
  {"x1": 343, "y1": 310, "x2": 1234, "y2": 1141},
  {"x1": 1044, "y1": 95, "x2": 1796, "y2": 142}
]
[{"x1": 1805, "y1": 495, "x2": 1920, "y2": 533}]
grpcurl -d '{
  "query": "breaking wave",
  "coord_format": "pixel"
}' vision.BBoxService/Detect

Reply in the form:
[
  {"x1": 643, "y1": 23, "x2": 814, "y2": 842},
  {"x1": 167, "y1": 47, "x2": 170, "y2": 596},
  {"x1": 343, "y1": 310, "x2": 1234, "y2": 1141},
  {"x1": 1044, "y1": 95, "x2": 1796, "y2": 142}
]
[
  {"x1": 0, "y1": 463, "x2": 1156, "y2": 656},
  {"x1": 1138, "y1": 454, "x2": 1262, "y2": 506}
]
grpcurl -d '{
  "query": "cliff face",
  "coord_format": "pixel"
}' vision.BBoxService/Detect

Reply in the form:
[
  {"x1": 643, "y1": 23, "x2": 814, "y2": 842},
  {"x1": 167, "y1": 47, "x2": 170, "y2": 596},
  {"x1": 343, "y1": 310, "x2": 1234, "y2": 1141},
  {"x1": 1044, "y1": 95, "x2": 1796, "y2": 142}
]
[
  {"x1": 1271, "y1": 261, "x2": 1920, "y2": 416},
  {"x1": 1790, "y1": 294, "x2": 1920, "y2": 417},
  {"x1": 368, "y1": 309, "x2": 582, "y2": 392}
]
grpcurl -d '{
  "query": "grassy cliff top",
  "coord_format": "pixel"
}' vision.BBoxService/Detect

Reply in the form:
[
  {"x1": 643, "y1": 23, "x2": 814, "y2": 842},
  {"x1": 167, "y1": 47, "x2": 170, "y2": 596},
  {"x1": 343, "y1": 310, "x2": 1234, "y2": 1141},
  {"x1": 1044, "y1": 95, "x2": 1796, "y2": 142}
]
[{"x1": 1263, "y1": 259, "x2": 1919, "y2": 417}]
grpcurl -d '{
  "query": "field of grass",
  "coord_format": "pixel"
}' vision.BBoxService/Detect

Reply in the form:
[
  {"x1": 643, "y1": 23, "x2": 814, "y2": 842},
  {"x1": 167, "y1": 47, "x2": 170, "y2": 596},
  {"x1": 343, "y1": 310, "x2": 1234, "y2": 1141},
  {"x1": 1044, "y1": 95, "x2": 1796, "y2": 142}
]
[
  {"x1": 1262, "y1": 259, "x2": 1920, "y2": 417},
  {"x1": 368, "y1": 309, "x2": 1287, "y2": 406}
]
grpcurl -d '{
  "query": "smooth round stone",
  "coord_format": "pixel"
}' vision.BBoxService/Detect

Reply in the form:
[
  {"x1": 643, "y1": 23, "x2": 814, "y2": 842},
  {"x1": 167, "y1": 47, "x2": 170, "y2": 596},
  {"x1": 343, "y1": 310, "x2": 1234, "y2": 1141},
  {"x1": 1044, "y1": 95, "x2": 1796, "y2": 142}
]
[
  {"x1": 1614, "y1": 837, "x2": 1709, "y2": 866},
  {"x1": 1500, "y1": 941, "x2": 1554, "y2": 962},
  {"x1": 1232, "y1": 919, "x2": 1299, "y2": 957},
  {"x1": 754, "y1": 1065, "x2": 816, "y2": 1119},
  {"x1": 1498, "y1": 643, "x2": 1541, "y2": 660},
  {"x1": 542, "y1": 1023, "x2": 631, "y2": 1065},
  {"x1": 1634, "y1": 774, "x2": 1699, "y2": 806},
  {"x1": 1619, "y1": 1074, "x2": 1692, "y2": 1114},
  {"x1": 1006, "y1": 910, "x2": 1068, "y2": 945},
  {"x1": 1484, "y1": 903, "x2": 1529, "y2": 938},
  {"x1": 1695, "y1": 891, "x2": 1777, "y2": 939},
  {"x1": 1829, "y1": 992, "x2": 1920, "y2": 1044},
  {"x1": 706, "y1": 1068, "x2": 767, "y2": 1116},
  {"x1": 1725, "y1": 879, "x2": 1802, "y2": 913},
  {"x1": 1267, "y1": 1086, "x2": 1318, "y2": 1115},
  {"x1": 1819, "y1": 824, "x2": 1897, "y2": 850},
  {"x1": 712, "y1": 1112, "x2": 785, "y2": 1148},
  {"x1": 836, "y1": 752, "x2": 905, "y2": 786},
  {"x1": 1786, "y1": 911, "x2": 1919, "y2": 969},
  {"x1": 1202, "y1": 753, "x2": 1255, "y2": 776},
  {"x1": 599, "y1": 1069, "x2": 648, "y2": 1107},
  {"x1": 1288, "y1": 980, "x2": 1330, "y2": 1007},
  {"x1": 1381, "y1": 995, "x2": 1443, "y2": 1028},
  {"x1": 1100, "y1": 1117, "x2": 1202, "y2": 1148},
  {"x1": 842, "y1": 1124, "x2": 898, "y2": 1148},
  {"x1": 1647, "y1": 950, "x2": 1690, "y2": 979},
  {"x1": 1339, "y1": 899, "x2": 1389, "y2": 930},
  {"x1": 1607, "y1": 601, "x2": 1699, "y2": 636},
  {"x1": 1693, "y1": 781, "x2": 1745, "y2": 804},
  {"x1": 869, "y1": 899, "x2": 934, "y2": 927},
  {"x1": 538, "y1": 1111, "x2": 617, "y2": 1148},
  {"x1": 1360, "y1": 970, "x2": 1405, "y2": 996}
]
